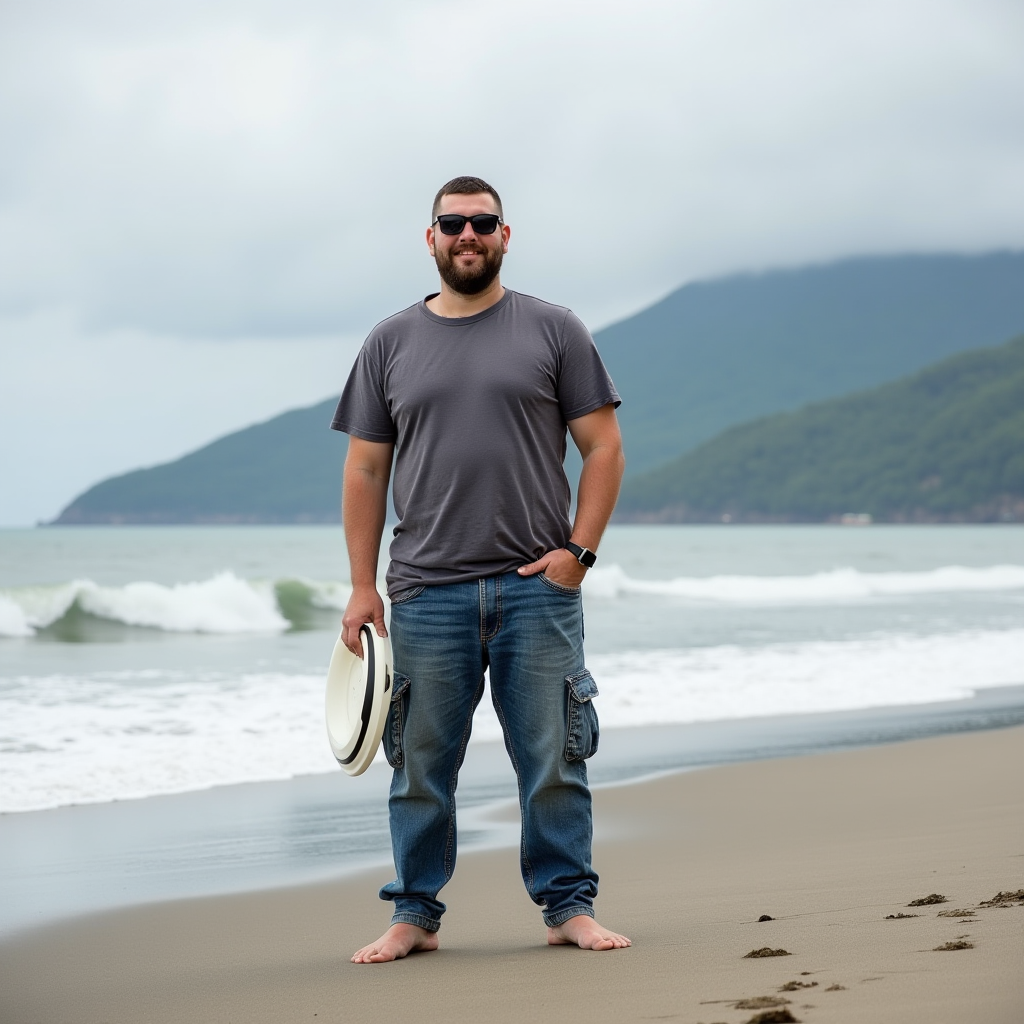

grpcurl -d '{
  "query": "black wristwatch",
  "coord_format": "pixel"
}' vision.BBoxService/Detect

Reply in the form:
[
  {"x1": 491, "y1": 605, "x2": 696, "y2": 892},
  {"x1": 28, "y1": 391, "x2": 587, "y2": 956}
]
[{"x1": 565, "y1": 541, "x2": 597, "y2": 568}]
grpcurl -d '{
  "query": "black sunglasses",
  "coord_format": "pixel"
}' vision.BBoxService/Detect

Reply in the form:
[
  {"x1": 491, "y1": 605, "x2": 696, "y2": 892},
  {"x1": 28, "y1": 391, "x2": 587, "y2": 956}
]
[{"x1": 432, "y1": 213, "x2": 502, "y2": 235}]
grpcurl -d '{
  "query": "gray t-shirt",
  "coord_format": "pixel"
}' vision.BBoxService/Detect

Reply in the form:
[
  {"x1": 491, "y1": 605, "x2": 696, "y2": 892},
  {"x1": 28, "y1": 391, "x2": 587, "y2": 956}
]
[{"x1": 331, "y1": 289, "x2": 620, "y2": 598}]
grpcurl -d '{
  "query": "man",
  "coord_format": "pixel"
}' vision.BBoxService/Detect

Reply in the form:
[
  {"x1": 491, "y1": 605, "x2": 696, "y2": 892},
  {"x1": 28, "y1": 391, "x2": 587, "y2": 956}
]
[{"x1": 333, "y1": 176, "x2": 629, "y2": 963}]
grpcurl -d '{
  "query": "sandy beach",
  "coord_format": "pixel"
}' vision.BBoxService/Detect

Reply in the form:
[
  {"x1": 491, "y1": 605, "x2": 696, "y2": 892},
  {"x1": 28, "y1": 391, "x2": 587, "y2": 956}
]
[{"x1": 2, "y1": 724, "x2": 1022, "y2": 1024}]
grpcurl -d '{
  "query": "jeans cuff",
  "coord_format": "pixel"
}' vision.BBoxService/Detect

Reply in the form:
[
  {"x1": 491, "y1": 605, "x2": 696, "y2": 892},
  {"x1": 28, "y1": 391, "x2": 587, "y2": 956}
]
[
  {"x1": 543, "y1": 905, "x2": 595, "y2": 928},
  {"x1": 391, "y1": 912, "x2": 442, "y2": 933}
]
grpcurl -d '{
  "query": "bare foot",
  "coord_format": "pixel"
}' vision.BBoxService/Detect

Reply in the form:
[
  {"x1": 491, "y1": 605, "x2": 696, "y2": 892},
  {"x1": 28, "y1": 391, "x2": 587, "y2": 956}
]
[
  {"x1": 351, "y1": 923, "x2": 439, "y2": 964},
  {"x1": 547, "y1": 915, "x2": 631, "y2": 950}
]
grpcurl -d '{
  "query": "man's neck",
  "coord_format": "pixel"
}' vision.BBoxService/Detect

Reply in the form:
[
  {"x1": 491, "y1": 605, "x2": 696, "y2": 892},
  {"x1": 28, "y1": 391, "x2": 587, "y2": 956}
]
[{"x1": 425, "y1": 279, "x2": 505, "y2": 318}]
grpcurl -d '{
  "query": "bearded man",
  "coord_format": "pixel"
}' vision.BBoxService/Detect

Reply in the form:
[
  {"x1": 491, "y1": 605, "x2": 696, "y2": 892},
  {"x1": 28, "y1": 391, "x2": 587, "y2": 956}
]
[{"x1": 333, "y1": 175, "x2": 629, "y2": 963}]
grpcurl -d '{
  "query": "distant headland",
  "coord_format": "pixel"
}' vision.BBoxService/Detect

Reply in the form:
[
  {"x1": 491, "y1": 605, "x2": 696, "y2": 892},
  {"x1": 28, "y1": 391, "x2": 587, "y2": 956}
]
[{"x1": 51, "y1": 251, "x2": 1024, "y2": 526}]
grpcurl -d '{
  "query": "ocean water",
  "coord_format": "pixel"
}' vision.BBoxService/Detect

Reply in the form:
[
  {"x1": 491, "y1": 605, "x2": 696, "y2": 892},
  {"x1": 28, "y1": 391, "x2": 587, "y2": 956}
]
[{"x1": 1, "y1": 525, "x2": 1023, "y2": 815}]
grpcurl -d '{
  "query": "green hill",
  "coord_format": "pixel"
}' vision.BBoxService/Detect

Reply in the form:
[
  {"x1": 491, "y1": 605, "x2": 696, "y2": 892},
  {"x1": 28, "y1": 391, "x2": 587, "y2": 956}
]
[
  {"x1": 52, "y1": 252, "x2": 1024, "y2": 524},
  {"x1": 599, "y1": 251, "x2": 1024, "y2": 472},
  {"x1": 54, "y1": 402, "x2": 347, "y2": 524},
  {"x1": 616, "y1": 336, "x2": 1024, "y2": 523}
]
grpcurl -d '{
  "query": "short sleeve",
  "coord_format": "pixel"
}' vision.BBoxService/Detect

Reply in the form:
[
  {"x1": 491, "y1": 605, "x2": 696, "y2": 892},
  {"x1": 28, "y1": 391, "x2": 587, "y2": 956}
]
[
  {"x1": 556, "y1": 310, "x2": 621, "y2": 421},
  {"x1": 330, "y1": 339, "x2": 397, "y2": 442}
]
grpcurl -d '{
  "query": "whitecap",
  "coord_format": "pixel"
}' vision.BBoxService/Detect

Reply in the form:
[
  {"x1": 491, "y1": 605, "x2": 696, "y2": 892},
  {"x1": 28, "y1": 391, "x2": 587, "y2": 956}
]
[
  {"x1": 2, "y1": 627, "x2": 1021, "y2": 813},
  {"x1": 582, "y1": 628, "x2": 1024, "y2": 727},
  {"x1": 0, "y1": 593, "x2": 34, "y2": 638},
  {"x1": 584, "y1": 563, "x2": 1024, "y2": 604},
  {"x1": 0, "y1": 573, "x2": 288, "y2": 637},
  {"x1": 77, "y1": 573, "x2": 288, "y2": 633}
]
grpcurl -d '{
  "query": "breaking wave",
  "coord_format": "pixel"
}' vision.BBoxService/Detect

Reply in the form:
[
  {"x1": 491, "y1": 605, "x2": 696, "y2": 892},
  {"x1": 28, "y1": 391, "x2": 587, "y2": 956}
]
[
  {"x1": 2, "y1": 564, "x2": 1022, "y2": 640},
  {"x1": 0, "y1": 573, "x2": 351, "y2": 638}
]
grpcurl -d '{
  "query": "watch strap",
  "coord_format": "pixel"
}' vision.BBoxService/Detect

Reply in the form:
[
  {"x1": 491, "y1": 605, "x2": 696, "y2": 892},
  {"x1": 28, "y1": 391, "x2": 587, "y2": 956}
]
[{"x1": 565, "y1": 541, "x2": 597, "y2": 568}]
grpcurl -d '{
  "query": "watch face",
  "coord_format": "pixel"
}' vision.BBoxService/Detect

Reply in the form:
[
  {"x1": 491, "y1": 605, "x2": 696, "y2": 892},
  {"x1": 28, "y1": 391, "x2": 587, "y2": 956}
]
[{"x1": 566, "y1": 541, "x2": 596, "y2": 567}]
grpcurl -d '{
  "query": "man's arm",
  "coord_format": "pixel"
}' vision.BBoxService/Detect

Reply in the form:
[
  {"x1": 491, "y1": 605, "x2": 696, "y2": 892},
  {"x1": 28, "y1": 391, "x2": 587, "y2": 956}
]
[
  {"x1": 517, "y1": 403, "x2": 625, "y2": 588},
  {"x1": 341, "y1": 436, "x2": 395, "y2": 657}
]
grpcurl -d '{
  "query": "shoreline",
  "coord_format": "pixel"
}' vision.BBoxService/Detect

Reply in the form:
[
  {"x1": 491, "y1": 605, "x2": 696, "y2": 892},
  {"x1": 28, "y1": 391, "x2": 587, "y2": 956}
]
[
  {"x1": 2, "y1": 723, "x2": 1021, "y2": 1023},
  {"x1": 2, "y1": 683, "x2": 1024, "y2": 941}
]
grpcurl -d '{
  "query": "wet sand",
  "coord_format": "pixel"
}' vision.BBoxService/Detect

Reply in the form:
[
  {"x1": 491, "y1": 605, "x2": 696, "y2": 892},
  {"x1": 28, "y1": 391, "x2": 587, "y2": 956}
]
[{"x1": 1, "y1": 725, "x2": 1022, "y2": 1023}]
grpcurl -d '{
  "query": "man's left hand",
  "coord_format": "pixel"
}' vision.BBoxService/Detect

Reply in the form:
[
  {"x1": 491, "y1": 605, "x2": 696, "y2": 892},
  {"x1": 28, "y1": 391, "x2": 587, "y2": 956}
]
[{"x1": 518, "y1": 547, "x2": 587, "y2": 589}]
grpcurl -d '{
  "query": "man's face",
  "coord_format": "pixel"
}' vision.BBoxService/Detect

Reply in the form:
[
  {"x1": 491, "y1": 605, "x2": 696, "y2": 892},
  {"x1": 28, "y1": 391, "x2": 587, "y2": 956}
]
[{"x1": 427, "y1": 193, "x2": 510, "y2": 296}]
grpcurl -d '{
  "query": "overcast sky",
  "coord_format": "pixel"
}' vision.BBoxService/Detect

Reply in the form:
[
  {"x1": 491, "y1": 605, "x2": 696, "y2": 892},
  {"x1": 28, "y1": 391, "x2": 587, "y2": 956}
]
[{"x1": 2, "y1": 0, "x2": 1024, "y2": 525}]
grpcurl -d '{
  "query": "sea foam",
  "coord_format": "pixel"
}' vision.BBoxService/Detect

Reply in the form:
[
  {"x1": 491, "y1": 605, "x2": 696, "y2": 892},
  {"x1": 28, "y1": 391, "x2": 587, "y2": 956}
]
[
  {"x1": 585, "y1": 563, "x2": 1024, "y2": 603},
  {"x1": 2, "y1": 627, "x2": 1021, "y2": 813}
]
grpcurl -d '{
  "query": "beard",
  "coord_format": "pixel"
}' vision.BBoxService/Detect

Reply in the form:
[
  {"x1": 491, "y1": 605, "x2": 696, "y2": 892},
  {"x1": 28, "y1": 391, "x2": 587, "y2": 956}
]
[{"x1": 434, "y1": 242, "x2": 503, "y2": 295}]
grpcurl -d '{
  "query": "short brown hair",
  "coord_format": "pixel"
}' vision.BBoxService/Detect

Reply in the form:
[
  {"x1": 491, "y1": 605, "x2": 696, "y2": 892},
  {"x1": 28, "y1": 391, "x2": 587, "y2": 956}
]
[{"x1": 432, "y1": 176, "x2": 503, "y2": 222}]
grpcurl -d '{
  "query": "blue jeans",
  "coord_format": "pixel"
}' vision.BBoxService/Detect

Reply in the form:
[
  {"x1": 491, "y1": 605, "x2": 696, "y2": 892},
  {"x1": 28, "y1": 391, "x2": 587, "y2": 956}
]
[{"x1": 381, "y1": 569, "x2": 600, "y2": 931}]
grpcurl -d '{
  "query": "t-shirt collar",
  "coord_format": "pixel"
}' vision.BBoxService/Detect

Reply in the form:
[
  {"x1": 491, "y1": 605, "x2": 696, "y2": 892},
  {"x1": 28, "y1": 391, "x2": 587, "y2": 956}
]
[{"x1": 418, "y1": 288, "x2": 513, "y2": 326}]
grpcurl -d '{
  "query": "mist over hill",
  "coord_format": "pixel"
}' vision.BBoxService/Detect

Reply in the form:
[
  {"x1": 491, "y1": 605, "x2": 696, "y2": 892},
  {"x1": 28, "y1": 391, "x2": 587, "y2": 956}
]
[
  {"x1": 52, "y1": 251, "x2": 1024, "y2": 525},
  {"x1": 617, "y1": 336, "x2": 1024, "y2": 523},
  {"x1": 600, "y1": 250, "x2": 1024, "y2": 471}
]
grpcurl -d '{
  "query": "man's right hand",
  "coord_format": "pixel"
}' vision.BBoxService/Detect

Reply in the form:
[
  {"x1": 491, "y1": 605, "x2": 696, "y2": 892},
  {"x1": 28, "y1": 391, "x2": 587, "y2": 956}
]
[{"x1": 342, "y1": 583, "x2": 388, "y2": 658}]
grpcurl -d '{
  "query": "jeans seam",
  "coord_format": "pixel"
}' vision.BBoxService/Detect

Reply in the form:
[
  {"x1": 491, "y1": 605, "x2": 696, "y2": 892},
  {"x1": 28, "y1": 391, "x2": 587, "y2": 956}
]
[
  {"x1": 480, "y1": 575, "x2": 502, "y2": 641},
  {"x1": 390, "y1": 912, "x2": 441, "y2": 932},
  {"x1": 387, "y1": 692, "x2": 406, "y2": 769},
  {"x1": 444, "y1": 674, "x2": 485, "y2": 880},
  {"x1": 543, "y1": 904, "x2": 596, "y2": 927},
  {"x1": 490, "y1": 689, "x2": 537, "y2": 900},
  {"x1": 565, "y1": 686, "x2": 576, "y2": 761}
]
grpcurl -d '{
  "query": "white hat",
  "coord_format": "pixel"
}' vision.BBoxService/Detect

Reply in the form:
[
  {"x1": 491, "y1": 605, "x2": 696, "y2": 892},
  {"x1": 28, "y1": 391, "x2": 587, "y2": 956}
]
[{"x1": 325, "y1": 625, "x2": 393, "y2": 777}]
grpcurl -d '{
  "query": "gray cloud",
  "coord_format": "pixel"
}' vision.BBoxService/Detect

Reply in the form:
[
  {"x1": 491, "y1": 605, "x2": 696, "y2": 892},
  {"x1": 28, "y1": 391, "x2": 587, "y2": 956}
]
[
  {"x1": 3, "y1": 0, "x2": 1024, "y2": 524},
  {"x1": 2, "y1": 0, "x2": 1023, "y2": 337}
]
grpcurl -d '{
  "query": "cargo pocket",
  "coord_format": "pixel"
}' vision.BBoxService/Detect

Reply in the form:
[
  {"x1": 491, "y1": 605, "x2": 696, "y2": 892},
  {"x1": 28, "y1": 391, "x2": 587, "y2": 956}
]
[
  {"x1": 564, "y1": 669, "x2": 600, "y2": 762},
  {"x1": 383, "y1": 671, "x2": 411, "y2": 769}
]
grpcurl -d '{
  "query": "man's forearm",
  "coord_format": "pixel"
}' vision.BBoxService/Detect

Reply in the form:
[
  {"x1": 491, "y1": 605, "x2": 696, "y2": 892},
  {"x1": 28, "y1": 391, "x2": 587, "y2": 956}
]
[
  {"x1": 571, "y1": 441, "x2": 625, "y2": 552},
  {"x1": 343, "y1": 467, "x2": 389, "y2": 586}
]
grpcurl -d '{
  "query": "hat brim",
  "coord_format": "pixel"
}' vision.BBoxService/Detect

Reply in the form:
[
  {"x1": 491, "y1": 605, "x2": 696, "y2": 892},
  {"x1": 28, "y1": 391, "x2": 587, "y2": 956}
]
[{"x1": 325, "y1": 625, "x2": 393, "y2": 777}]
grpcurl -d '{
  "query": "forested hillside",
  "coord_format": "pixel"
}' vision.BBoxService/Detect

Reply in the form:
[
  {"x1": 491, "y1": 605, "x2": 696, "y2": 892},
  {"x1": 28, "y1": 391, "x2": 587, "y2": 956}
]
[
  {"x1": 616, "y1": 337, "x2": 1024, "y2": 523},
  {"x1": 599, "y1": 251, "x2": 1024, "y2": 471},
  {"x1": 54, "y1": 401, "x2": 346, "y2": 524}
]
